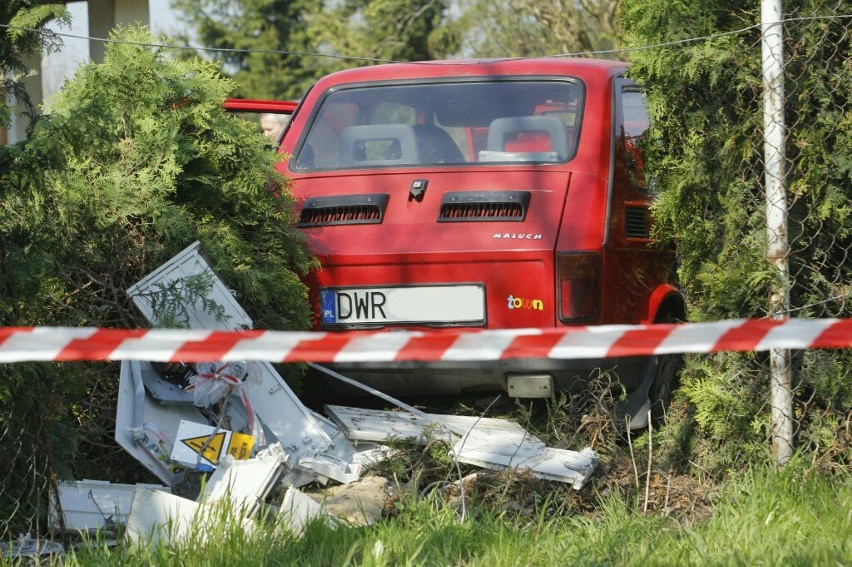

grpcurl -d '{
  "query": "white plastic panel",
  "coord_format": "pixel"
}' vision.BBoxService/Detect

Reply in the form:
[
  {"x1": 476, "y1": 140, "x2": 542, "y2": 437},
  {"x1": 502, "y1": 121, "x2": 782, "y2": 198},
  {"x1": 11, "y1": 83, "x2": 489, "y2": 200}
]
[
  {"x1": 125, "y1": 488, "x2": 254, "y2": 546},
  {"x1": 49, "y1": 480, "x2": 168, "y2": 534},
  {"x1": 324, "y1": 405, "x2": 535, "y2": 445},
  {"x1": 200, "y1": 444, "x2": 288, "y2": 518},
  {"x1": 126, "y1": 241, "x2": 252, "y2": 330}
]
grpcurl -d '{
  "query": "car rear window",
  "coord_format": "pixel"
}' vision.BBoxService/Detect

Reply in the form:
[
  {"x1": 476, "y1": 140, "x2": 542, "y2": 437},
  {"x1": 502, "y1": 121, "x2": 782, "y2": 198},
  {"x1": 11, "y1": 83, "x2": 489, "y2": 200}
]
[{"x1": 291, "y1": 79, "x2": 582, "y2": 172}]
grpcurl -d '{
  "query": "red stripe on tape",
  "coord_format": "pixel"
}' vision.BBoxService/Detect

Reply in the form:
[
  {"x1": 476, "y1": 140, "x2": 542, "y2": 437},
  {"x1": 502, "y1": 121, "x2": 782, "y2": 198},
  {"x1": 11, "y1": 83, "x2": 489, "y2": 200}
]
[
  {"x1": 170, "y1": 330, "x2": 265, "y2": 362},
  {"x1": 0, "y1": 318, "x2": 848, "y2": 364},
  {"x1": 394, "y1": 334, "x2": 461, "y2": 361},
  {"x1": 501, "y1": 331, "x2": 566, "y2": 360},
  {"x1": 283, "y1": 333, "x2": 352, "y2": 363},
  {"x1": 606, "y1": 325, "x2": 675, "y2": 358},
  {"x1": 0, "y1": 327, "x2": 31, "y2": 345},
  {"x1": 812, "y1": 319, "x2": 852, "y2": 349},
  {"x1": 57, "y1": 328, "x2": 148, "y2": 361},
  {"x1": 712, "y1": 319, "x2": 785, "y2": 352}
]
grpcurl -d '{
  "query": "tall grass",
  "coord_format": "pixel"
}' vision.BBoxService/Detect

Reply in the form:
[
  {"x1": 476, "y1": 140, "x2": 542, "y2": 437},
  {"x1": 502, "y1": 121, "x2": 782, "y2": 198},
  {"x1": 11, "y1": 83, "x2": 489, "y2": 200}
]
[{"x1": 46, "y1": 462, "x2": 851, "y2": 566}]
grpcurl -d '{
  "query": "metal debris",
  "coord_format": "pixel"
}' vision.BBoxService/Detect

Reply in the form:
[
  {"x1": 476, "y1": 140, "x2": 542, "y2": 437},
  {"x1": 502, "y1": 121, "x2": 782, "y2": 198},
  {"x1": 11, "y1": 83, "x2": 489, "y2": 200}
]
[
  {"x1": 326, "y1": 404, "x2": 598, "y2": 490},
  {"x1": 49, "y1": 479, "x2": 168, "y2": 535},
  {"x1": 120, "y1": 241, "x2": 360, "y2": 488}
]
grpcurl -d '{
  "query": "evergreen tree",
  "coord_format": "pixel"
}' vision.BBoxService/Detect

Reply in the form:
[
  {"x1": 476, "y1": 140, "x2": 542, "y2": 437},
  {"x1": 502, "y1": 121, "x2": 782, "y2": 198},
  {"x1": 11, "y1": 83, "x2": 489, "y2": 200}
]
[
  {"x1": 170, "y1": 0, "x2": 320, "y2": 100},
  {"x1": 170, "y1": 0, "x2": 457, "y2": 100},
  {"x1": 21, "y1": 25, "x2": 316, "y2": 330},
  {"x1": 306, "y1": 0, "x2": 458, "y2": 67},
  {"x1": 0, "y1": 28, "x2": 316, "y2": 528},
  {"x1": 449, "y1": 0, "x2": 620, "y2": 58}
]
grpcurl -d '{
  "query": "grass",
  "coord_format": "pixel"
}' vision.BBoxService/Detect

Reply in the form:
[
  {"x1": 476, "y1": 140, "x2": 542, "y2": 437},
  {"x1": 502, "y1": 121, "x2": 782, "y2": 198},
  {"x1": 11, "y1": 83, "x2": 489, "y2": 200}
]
[{"x1": 33, "y1": 460, "x2": 849, "y2": 567}]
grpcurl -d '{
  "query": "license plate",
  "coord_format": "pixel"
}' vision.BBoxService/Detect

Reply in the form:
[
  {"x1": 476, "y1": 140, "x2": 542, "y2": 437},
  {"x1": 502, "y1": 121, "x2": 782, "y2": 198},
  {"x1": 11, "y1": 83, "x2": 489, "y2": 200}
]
[{"x1": 320, "y1": 285, "x2": 485, "y2": 326}]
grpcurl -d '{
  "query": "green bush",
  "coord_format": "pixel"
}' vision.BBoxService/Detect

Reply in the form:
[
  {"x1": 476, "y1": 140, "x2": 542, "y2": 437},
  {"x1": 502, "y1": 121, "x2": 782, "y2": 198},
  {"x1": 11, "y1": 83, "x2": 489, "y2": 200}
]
[
  {"x1": 619, "y1": 0, "x2": 851, "y2": 473},
  {"x1": 0, "y1": 26, "x2": 315, "y2": 536}
]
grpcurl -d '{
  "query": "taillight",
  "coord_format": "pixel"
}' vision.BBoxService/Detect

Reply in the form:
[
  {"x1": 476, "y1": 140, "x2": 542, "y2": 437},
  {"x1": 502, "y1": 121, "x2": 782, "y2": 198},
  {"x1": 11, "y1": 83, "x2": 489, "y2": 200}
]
[{"x1": 557, "y1": 252, "x2": 599, "y2": 322}]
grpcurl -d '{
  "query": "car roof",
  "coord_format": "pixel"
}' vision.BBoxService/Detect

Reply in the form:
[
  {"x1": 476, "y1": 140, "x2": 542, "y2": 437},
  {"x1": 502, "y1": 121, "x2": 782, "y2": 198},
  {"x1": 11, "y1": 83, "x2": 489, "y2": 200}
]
[{"x1": 313, "y1": 58, "x2": 628, "y2": 87}]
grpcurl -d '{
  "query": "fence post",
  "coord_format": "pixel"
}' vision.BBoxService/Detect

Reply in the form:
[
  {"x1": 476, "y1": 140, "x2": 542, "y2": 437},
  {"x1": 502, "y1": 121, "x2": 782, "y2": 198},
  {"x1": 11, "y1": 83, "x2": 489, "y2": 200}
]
[{"x1": 761, "y1": 0, "x2": 793, "y2": 465}]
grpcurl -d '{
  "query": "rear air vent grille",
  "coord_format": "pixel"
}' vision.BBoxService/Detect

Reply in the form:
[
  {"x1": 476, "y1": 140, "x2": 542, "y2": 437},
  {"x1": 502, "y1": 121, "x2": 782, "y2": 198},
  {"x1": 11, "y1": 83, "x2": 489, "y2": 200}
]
[
  {"x1": 299, "y1": 194, "x2": 389, "y2": 227},
  {"x1": 438, "y1": 191, "x2": 530, "y2": 222},
  {"x1": 625, "y1": 206, "x2": 650, "y2": 239}
]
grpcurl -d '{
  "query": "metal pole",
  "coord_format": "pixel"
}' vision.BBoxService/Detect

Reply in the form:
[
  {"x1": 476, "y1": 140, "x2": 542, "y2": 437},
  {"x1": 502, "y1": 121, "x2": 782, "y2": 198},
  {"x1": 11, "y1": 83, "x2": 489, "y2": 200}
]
[{"x1": 761, "y1": 0, "x2": 793, "y2": 465}]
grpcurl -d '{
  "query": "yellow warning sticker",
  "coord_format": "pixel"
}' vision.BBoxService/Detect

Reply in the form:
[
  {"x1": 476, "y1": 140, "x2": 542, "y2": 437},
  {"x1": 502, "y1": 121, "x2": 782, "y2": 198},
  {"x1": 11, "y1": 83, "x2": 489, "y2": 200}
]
[
  {"x1": 182, "y1": 432, "x2": 227, "y2": 465},
  {"x1": 227, "y1": 432, "x2": 254, "y2": 460},
  {"x1": 171, "y1": 420, "x2": 255, "y2": 468}
]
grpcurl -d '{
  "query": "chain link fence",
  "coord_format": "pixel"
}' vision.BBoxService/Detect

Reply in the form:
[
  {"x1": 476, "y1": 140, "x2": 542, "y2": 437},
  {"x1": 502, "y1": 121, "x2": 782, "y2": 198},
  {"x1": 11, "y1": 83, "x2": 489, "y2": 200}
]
[
  {"x1": 1, "y1": 3, "x2": 850, "y2": 548},
  {"x1": 775, "y1": 6, "x2": 850, "y2": 467},
  {"x1": 0, "y1": 386, "x2": 54, "y2": 543},
  {"x1": 734, "y1": 5, "x2": 850, "y2": 467},
  {"x1": 782, "y1": 11, "x2": 850, "y2": 321},
  {"x1": 0, "y1": 362, "x2": 151, "y2": 548}
]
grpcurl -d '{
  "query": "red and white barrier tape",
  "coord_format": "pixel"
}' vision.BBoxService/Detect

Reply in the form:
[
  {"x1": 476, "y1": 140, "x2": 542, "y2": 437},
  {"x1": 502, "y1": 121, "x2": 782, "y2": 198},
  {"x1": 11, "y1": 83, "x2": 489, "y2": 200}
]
[{"x1": 0, "y1": 318, "x2": 848, "y2": 364}]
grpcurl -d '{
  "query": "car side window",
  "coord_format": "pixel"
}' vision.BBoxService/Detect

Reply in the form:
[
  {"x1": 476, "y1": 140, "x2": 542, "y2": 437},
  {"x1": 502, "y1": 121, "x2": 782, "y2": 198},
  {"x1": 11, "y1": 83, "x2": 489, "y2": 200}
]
[{"x1": 617, "y1": 85, "x2": 651, "y2": 192}]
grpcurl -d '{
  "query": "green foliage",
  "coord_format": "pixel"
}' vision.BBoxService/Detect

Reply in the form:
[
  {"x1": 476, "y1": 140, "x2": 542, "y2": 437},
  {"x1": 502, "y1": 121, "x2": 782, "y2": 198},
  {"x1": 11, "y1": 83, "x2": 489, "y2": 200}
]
[
  {"x1": 170, "y1": 0, "x2": 322, "y2": 100},
  {"x1": 0, "y1": 27, "x2": 316, "y2": 534},
  {"x1": 171, "y1": 0, "x2": 455, "y2": 101},
  {"x1": 619, "y1": 0, "x2": 851, "y2": 473},
  {"x1": 63, "y1": 465, "x2": 852, "y2": 566},
  {"x1": 16, "y1": 25, "x2": 316, "y2": 330},
  {"x1": 620, "y1": 0, "x2": 850, "y2": 320},
  {"x1": 307, "y1": 0, "x2": 456, "y2": 66},
  {"x1": 449, "y1": 0, "x2": 620, "y2": 58}
]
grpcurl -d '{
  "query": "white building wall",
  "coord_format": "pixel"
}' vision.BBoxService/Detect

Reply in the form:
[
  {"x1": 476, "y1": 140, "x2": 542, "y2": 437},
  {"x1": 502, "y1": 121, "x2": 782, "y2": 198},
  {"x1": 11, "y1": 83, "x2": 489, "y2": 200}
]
[
  {"x1": 41, "y1": 2, "x2": 90, "y2": 108},
  {"x1": 4, "y1": 0, "x2": 170, "y2": 143}
]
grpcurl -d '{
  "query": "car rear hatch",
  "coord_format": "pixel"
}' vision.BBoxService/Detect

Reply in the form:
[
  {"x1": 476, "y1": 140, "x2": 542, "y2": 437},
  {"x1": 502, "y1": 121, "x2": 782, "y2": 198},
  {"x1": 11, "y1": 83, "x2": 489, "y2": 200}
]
[{"x1": 295, "y1": 167, "x2": 571, "y2": 330}]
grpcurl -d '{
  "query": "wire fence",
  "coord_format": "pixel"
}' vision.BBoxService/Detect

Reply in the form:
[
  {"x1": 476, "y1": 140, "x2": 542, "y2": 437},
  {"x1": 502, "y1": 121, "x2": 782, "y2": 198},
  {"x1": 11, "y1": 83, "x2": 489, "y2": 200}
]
[
  {"x1": 1, "y1": 5, "x2": 850, "y2": 549},
  {"x1": 0, "y1": 396, "x2": 53, "y2": 542},
  {"x1": 756, "y1": 4, "x2": 849, "y2": 465},
  {"x1": 779, "y1": 10, "x2": 850, "y2": 322}
]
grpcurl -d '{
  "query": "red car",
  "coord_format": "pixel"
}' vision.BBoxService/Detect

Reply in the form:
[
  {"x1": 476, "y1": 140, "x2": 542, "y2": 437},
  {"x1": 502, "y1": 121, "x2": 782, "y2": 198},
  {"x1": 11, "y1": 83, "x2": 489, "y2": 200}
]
[{"x1": 264, "y1": 59, "x2": 684, "y2": 422}]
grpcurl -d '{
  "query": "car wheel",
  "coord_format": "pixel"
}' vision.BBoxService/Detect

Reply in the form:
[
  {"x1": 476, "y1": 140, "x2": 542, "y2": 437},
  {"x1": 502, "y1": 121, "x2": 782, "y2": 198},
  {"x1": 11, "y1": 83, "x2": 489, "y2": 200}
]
[{"x1": 648, "y1": 352, "x2": 682, "y2": 426}]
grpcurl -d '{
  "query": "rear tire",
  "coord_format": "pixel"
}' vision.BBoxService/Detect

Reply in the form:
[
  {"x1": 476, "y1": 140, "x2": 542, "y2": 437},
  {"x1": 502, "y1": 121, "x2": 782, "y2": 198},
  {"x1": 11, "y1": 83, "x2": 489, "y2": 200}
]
[
  {"x1": 648, "y1": 309, "x2": 684, "y2": 425},
  {"x1": 648, "y1": 352, "x2": 682, "y2": 426}
]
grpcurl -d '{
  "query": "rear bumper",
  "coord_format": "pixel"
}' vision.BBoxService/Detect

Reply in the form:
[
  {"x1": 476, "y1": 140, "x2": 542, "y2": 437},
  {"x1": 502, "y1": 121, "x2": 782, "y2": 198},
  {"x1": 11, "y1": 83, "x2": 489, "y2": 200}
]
[{"x1": 306, "y1": 356, "x2": 648, "y2": 397}]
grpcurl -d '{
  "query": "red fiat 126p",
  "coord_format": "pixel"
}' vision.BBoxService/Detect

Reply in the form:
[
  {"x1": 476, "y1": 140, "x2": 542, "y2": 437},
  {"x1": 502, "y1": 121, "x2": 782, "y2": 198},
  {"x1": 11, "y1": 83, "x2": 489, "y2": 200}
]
[{"x1": 278, "y1": 58, "x2": 685, "y2": 425}]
